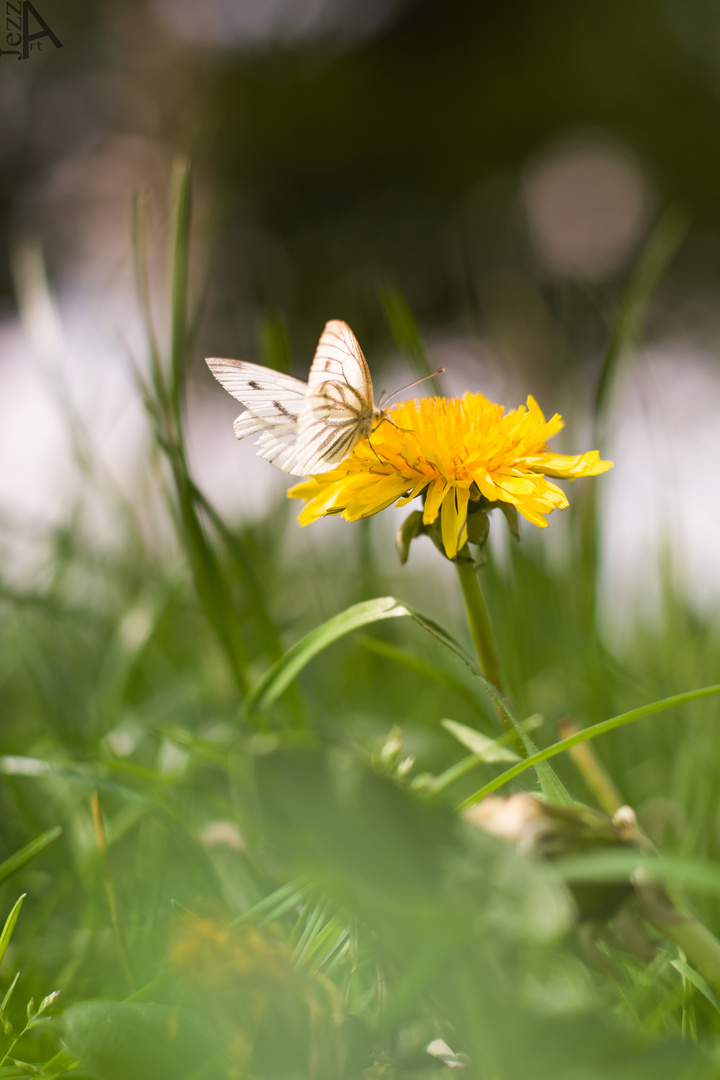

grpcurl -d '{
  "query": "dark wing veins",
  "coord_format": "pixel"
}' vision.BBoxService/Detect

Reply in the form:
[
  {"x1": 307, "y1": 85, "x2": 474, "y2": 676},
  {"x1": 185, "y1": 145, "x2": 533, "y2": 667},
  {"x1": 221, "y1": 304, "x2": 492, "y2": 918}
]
[{"x1": 273, "y1": 400, "x2": 298, "y2": 420}]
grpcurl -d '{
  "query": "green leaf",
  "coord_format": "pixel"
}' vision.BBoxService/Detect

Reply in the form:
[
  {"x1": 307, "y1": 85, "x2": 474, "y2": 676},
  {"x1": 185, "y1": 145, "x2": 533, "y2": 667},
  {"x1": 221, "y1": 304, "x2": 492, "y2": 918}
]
[
  {"x1": 244, "y1": 595, "x2": 572, "y2": 804},
  {"x1": 0, "y1": 896, "x2": 25, "y2": 968},
  {"x1": 0, "y1": 972, "x2": 20, "y2": 1021},
  {"x1": 460, "y1": 682, "x2": 720, "y2": 808},
  {"x1": 295, "y1": 911, "x2": 350, "y2": 973},
  {"x1": 251, "y1": 744, "x2": 467, "y2": 924},
  {"x1": 557, "y1": 850, "x2": 720, "y2": 897},
  {"x1": 243, "y1": 597, "x2": 411, "y2": 715},
  {"x1": 670, "y1": 958, "x2": 720, "y2": 1013},
  {"x1": 168, "y1": 158, "x2": 192, "y2": 424},
  {"x1": 0, "y1": 827, "x2": 62, "y2": 886},
  {"x1": 231, "y1": 879, "x2": 309, "y2": 928},
  {"x1": 359, "y1": 636, "x2": 485, "y2": 710},
  {"x1": 432, "y1": 715, "x2": 544, "y2": 794},
  {"x1": 62, "y1": 1002, "x2": 217, "y2": 1080},
  {"x1": 441, "y1": 718, "x2": 521, "y2": 763},
  {"x1": 244, "y1": 594, "x2": 490, "y2": 719}
]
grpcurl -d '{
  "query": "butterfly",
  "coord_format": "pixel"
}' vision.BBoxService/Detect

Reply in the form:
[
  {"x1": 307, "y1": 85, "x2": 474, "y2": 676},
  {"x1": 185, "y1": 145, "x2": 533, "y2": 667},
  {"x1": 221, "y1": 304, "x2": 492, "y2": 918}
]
[{"x1": 206, "y1": 320, "x2": 383, "y2": 476}]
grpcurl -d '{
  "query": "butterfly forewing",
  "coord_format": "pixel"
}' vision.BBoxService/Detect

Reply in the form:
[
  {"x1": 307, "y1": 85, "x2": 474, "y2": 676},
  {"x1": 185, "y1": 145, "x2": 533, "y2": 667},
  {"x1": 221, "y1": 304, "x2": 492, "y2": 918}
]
[
  {"x1": 305, "y1": 320, "x2": 374, "y2": 399},
  {"x1": 296, "y1": 321, "x2": 377, "y2": 474},
  {"x1": 206, "y1": 357, "x2": 308, "y2": 474}
]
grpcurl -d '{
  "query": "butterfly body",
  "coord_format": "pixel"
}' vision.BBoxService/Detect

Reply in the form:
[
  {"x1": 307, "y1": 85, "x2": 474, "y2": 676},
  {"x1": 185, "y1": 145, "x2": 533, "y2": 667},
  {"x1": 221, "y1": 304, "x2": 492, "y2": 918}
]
[{"x1": 207, "y1": 320, "x2": 381, "y2": 476}]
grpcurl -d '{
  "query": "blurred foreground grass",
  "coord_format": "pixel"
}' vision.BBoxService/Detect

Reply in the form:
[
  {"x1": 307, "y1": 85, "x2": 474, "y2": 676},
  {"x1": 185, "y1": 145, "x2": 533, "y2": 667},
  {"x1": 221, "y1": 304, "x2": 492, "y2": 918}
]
[{"x1": 2, "y1": 166, "x2": 720, "y2": 1078}]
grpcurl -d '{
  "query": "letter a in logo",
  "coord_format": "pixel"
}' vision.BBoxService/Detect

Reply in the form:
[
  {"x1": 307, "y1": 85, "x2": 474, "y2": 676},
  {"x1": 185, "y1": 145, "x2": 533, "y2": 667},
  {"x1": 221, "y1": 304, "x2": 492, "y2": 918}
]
[{"x1": 21, "y1": 1, "x2": 62, "y2": 59}]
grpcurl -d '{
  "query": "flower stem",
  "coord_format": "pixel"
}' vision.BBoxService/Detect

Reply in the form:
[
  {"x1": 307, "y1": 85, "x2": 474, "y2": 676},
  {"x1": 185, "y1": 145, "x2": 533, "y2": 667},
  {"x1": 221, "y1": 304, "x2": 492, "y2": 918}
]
[
  {"x1": 455, "y1": 557, "x2": 503, "y2": 691},
  {"x1": 455, "y1": 556, "x2": 523, "y2": 751},
  {"x1": 638, "y1": 889, "x2": 720, "y2": 998}
]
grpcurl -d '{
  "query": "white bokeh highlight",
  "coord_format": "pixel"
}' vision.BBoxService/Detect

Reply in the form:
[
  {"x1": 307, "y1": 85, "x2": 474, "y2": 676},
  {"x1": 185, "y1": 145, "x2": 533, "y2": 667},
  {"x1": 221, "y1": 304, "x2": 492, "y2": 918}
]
[{"x1": 523, "y1": 135, "x2": 652, "y2": 280}]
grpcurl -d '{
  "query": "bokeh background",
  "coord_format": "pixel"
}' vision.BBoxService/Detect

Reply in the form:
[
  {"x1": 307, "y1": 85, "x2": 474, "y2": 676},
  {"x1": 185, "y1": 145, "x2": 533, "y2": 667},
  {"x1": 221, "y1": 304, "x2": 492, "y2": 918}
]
[
  {"x1": 3, "y1": 0, "x2": 720, "y2": 613},
  {"x1": 4, "y1": 6, "x2": 720, "y2": 1060}
]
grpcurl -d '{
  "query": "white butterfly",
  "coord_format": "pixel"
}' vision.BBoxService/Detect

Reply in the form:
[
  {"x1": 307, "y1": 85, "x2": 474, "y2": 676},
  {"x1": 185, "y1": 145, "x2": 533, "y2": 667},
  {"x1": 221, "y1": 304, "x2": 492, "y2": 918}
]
[{"x1": 206, "y1": 320, "x2": 382, "y2": 476}]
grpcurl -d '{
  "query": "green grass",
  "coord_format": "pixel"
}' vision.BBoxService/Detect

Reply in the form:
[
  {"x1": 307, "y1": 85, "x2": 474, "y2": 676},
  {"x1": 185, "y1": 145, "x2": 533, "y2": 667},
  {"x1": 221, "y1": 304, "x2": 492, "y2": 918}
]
[{"x1": 1, "y1": 163, "x2": 720, "y2": 1077}]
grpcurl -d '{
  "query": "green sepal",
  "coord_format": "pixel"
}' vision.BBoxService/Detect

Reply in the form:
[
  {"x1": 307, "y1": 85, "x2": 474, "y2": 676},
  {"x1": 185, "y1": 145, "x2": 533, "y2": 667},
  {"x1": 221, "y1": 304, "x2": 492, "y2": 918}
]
[
  {"x1": 466, "y1": 506, "x2": 489, "y2": 546},
  {"x1": 395, "y1": 510, "x2": 423, "y2": 565},
  {"x1": 397, "y1": 494, "x2": 519, "y2": 566},
  {"x1": 498, "y1": 501, "x2": 520, "y2": 541}
]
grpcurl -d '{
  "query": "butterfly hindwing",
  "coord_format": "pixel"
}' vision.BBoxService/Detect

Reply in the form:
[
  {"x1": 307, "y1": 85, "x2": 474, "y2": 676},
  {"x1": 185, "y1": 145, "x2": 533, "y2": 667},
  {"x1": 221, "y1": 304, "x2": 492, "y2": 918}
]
[{"x1": 255, "y1": 426, "x2": 306, "y2": 475}]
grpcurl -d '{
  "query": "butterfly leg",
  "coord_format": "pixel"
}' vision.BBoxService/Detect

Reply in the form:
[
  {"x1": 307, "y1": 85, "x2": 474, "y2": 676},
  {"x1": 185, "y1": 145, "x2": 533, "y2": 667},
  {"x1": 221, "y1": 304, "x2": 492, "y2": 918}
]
[{"x1": 373, "y1": 414, "x2": 415, "y2": 436}]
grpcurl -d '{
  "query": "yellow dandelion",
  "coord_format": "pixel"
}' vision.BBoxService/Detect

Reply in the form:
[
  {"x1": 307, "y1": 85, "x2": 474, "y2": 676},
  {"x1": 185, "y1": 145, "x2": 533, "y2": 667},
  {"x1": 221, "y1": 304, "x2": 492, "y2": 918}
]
[
  {"x1": 288, "y1": 392, "x2": 612, "y2": 560},
  {"x1": 169, "y1": 918, "x2": 291, "y2": 988}
]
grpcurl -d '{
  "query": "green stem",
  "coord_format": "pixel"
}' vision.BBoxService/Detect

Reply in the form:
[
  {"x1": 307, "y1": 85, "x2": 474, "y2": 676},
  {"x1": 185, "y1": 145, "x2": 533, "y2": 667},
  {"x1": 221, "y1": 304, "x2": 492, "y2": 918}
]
[
  {"x1": 654, "y1": 912, "x2": 720, "y2": 998},
  {"x1": 637, "y1": 887, "x2": 720, "y2": 998},
  {"x1": 0, "y1": 1025, "x2": 27, "y2": 1067},
  {"x1": 455, "y1": 556, "x2": 523, "y2": 753},
  {"x1": 455, "y1": 558, "x2": 502, "y2": 692}
]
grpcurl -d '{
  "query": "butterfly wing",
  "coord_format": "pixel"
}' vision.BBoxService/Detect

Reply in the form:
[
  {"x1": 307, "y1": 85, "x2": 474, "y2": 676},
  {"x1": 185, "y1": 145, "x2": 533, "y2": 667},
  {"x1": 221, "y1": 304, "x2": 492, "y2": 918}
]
[
  {"x1": 305, "y1": 320, "x2": 373, "y2": 398},
  {"x1": 206, "y1": 357, "x2": 308, "y2": 476},
  {"x1": 296, "y1": 320, "x2": 376, "y2": 474}
]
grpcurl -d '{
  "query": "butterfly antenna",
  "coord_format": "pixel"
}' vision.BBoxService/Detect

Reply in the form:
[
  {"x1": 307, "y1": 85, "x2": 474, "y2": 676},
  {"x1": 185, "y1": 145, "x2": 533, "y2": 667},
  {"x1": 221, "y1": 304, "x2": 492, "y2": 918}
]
[{"x1": 378, "y1": 368, "x2": 445, "y2": 409}]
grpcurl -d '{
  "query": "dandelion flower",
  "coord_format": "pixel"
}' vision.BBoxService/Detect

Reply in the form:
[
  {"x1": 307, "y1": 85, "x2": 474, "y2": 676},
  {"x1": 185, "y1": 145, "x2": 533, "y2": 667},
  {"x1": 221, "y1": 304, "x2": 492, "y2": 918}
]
[{"x1": 288, "y1": 392, "x2": 612, "y2": 560}]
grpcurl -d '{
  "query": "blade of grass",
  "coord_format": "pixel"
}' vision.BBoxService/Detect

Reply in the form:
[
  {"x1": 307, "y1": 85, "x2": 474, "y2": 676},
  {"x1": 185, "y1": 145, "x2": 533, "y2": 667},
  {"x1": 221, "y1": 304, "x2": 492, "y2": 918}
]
[
  {"x1": 291, "y1": 895, "x2": 333, "y2": 966},
  {"x1": 578, "y1": 209, "x2": 689, "y2": 626},
  {"x1": 295, "y1": 913, "x2": 349, "y2": 972},
  {"x1": 257, "y1": 313, "x2": 292, "y2": 374},
  {"x1": 168, "y1": 158, "x2": 192, "y2": 435},
  {"x1": 0, "y1": 970, "x2": 20, "y2": 1021},
  {"x1": 231, "y1": 879, "x2": 309, "y2": 927},
  {"x1": 91, "y1": 792, "x2": 136, "y2": 993},
  {"x1": 190, "y1": 482, "x2": 284, "y2": 661},
  {"x1": 359, "y1": 636, "x2": 489, "y2": 713},
  {"x1": 557, "y1": 850, "x2": 720, "y2": 894},
  {"x1": 0, "y1": 896, "x2": 25, "y2": 966},
  {"x1": 132, "y1": 189, "x2": 166, "y2": 413},
  {"x1": 379, "y1": 282, "x2": 445, "y2": 396},
  {"x1": 407, "y1": 606, "x2": 572, "y2": 804},
  {"x1": 430, "y1": 716, "x2": 541, "y2": 795},
  {"x1": 556, "y1": 848, "x2": 720, "y2": 998},
  {"x1": 133, "y1": 164, "x2": 252, "y2": 696},
  {"x1": 441, "y1": 719, "x2": 521, "y2": 763},
  {"x1": 0, "y1": 826, "x2": 62, "y2": 885},
  {"x1": 460, "y1": 682, "x2": 720, "y2": 808},
  {"x1": 243, "y1": 595, "x2": 572, "y2": 803},
  {"x1": 556, "y1": 716, "x2": 624, "y2": 815},
  {"x1": 594, "y1": 208, "x2": 689, "y2": 439},
  {"x1": 242, "y1": 597, "x2": 412, "y2": 717}
]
